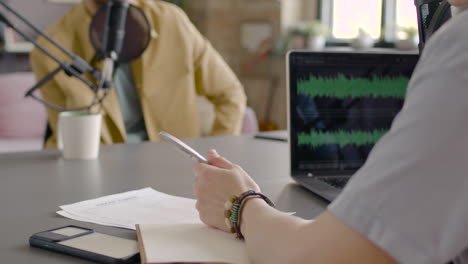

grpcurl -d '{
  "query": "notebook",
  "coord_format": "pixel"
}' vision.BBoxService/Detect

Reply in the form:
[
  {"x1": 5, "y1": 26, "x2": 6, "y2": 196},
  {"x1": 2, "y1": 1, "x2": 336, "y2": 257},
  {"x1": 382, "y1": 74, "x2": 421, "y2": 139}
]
[
  {"x1": 287, "y1": 51, "x2": 419, "y2": 201},
  {"x1": 136, "y1": 223, "x2": 250, "y2": 264}
]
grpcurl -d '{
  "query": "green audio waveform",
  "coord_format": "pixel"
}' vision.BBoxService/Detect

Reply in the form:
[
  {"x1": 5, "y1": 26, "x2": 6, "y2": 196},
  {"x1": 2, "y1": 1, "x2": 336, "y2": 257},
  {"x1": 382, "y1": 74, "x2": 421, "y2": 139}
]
[
  {"x1": 298, "y1": 130, "x2": 388, "y2": 148},
  {"x1": 297, "y1": 74, "x2": 409, "y2": 99}
]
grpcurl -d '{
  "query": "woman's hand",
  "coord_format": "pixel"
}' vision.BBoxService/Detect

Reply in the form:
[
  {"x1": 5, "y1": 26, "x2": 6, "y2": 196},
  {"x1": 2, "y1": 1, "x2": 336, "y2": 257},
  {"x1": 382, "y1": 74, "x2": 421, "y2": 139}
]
[{"x1": 193, "y1": 149, "x2": 260, "y2": 232}]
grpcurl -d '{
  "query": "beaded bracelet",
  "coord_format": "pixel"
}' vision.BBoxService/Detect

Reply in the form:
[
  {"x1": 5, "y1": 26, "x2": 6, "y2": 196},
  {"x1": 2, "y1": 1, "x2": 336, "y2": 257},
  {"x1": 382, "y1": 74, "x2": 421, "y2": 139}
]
[{"x1": 224, "y1": 190, "x2": 275, "y2": 240}]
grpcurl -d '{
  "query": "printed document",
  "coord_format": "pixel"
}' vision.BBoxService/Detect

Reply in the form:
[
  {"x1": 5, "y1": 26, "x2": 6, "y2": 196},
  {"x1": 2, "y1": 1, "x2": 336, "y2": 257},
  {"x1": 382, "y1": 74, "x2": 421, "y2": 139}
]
[{"x1": 58, "y1": 187, "x2": 201, "y2": 230}]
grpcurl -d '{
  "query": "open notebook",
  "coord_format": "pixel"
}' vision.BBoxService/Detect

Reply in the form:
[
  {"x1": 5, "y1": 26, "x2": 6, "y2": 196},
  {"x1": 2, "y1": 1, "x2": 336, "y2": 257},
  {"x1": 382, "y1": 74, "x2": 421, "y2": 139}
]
[{"x1": 136, "y1": 223, "x2": 250, "y2": 264}]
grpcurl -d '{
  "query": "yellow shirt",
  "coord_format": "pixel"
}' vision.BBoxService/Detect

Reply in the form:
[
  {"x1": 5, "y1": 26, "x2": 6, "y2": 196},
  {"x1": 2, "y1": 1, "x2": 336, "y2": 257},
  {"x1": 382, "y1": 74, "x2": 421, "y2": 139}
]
[{"x1": 30, "y1": 0, "x2": 246, "y2": 148}]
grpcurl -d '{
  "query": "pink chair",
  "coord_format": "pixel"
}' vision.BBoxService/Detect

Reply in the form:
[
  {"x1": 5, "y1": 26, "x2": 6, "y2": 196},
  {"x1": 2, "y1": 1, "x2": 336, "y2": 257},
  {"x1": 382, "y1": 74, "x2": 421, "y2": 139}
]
[
  {"x1": 0, "y1": 72, "x2": 47, "y2": 153},
  {"x1": 242, "y1": 107, "x2": 259, "y2": 135},
  {"x1": 198, "y1": 96, "x2": 259, "y2": 135}
]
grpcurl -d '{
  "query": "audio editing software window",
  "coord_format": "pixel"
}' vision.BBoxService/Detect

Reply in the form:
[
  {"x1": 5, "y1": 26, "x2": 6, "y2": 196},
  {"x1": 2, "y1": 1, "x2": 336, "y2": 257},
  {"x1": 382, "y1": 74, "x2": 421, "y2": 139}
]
[{"x1": 290, "y1": 53, "x2": 419, "y2": 175}]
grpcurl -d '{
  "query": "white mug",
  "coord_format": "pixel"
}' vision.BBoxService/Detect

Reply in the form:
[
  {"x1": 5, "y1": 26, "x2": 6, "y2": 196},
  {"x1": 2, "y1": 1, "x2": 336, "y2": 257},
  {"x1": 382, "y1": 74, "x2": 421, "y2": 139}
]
[{"x1": 57, "y1": 111, "x2": 102, "y2": 160}]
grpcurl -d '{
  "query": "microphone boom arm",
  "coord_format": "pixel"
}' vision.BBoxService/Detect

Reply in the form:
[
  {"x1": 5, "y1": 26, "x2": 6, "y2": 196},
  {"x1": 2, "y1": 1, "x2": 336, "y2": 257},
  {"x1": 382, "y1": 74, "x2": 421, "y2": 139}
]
[{"x1": 0, "y1": 2, "x2": 111, "y2": 99}]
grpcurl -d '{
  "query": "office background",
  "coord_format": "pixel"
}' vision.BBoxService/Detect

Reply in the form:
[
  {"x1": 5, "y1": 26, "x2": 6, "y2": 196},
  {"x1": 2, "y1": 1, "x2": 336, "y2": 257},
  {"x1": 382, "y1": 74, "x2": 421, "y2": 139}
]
[{"x1": 0, "y1": 0, "x2": 418, "y2": 153}]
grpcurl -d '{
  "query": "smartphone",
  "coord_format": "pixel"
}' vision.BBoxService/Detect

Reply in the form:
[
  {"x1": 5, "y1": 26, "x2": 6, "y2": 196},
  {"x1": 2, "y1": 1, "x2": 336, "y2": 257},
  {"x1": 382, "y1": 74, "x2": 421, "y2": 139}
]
[
  {"x1": 29, "y1": 225, "x2": 139, "y2": 264},
  {"x1": 159, "y1": 131, "x2": 208, "y2": 164}
]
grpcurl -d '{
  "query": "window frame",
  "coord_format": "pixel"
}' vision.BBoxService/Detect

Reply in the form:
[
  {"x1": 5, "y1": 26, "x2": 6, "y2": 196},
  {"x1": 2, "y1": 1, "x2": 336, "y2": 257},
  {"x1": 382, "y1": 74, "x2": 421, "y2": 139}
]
[{"x1": 319, "y1": 0, "x2": 406, "y2": 48}]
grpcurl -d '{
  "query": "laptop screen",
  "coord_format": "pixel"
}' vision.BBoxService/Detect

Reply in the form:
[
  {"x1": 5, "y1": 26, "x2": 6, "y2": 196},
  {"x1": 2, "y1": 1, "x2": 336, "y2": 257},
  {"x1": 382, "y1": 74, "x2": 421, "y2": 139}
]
[{"x1": 288, "y1": 51, "x2": 419, "y2": 176}]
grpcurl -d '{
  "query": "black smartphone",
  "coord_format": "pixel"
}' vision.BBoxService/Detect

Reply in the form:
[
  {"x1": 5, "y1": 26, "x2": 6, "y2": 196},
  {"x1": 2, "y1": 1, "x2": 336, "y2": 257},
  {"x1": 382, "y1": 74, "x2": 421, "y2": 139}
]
[{"x1": 29, "y1": 225, "x2": 139, "y2": 264}]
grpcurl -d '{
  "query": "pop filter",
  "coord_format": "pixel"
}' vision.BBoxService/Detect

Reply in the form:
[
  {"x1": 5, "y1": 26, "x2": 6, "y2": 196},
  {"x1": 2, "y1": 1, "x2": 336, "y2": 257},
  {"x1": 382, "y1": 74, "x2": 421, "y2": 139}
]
[{"x1": 90, "y1": 3, "x2": 151, "y2": 63}]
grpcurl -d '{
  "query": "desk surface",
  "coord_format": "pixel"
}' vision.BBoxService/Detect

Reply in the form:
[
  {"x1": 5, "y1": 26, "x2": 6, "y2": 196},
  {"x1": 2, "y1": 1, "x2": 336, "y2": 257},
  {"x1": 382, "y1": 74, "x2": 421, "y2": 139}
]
[{"x1": 0, "y1": 135, "x2": 327, "y2": 263}]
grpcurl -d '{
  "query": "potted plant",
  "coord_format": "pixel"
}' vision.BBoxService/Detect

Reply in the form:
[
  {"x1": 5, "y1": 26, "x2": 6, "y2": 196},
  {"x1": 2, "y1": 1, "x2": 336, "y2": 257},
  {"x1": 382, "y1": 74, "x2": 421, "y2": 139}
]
[
  {"x1": 395, "y1": 26, "x2": 419, "y2": 50},
  {"x1": 350, "y1": 28, "x2": 374, "y2": 50},
  {"x1": 304, "y1": 20, "x2": 329, "y2": 50},
  {"x1": 287, "y1": 23, "x2": 309, "y2": 49}
]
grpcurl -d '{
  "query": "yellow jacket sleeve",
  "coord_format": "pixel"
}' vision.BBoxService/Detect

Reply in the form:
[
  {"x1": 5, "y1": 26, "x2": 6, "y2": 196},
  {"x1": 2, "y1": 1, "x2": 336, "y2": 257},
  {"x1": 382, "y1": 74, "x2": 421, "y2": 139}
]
[{"x1": 171, "y1": 7, "x2": 247, "y2": 136}]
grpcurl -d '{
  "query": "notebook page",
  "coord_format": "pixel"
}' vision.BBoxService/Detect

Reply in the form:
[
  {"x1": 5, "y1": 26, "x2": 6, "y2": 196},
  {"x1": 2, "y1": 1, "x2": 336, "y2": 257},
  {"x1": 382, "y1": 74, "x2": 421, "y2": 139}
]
[{"x1": 138, "y1": 223, "x2": 250, "y2": 264}]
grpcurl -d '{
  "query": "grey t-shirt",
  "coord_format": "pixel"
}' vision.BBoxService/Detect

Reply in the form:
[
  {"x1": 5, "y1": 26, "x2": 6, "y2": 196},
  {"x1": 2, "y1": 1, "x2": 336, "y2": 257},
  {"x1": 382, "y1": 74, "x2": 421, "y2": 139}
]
[{"x1": 329, "y1": 9, "x2": 468, "y2": 264}]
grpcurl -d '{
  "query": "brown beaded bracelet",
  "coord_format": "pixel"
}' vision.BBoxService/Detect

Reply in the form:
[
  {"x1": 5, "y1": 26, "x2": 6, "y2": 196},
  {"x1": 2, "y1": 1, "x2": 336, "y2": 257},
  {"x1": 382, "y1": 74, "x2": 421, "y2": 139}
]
[{"x1": 224, "y1": 190, "x2": 275, "y2": 240}]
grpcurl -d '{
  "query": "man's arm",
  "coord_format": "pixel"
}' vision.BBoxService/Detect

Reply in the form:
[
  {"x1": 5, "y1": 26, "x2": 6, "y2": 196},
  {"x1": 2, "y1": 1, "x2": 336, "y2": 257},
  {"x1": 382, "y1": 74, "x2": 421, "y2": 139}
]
[
  {"x1": 241, "y1": 199, "x2": 396, "y2": 264},
  {"x1": 194, "y1": 151, "x2": 396, "y2": 264},
  {"x1": 193, "y1": 41, "x2": 247, "y2": 136},
  {"x1": 30, "y1": 46, "x2": 67, "y2": 148},
  {"x1": 170, "y1": 6, "x2": 247, "y2": 136},
  {"x1": 29, "y1": 34, "x2": 99, "y2": 148}
]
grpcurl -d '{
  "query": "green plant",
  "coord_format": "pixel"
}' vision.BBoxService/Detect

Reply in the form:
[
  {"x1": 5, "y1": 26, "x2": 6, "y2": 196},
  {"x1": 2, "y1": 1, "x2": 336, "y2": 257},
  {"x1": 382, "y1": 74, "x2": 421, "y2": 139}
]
[
  {"x1": 288, "y1": 21, "x2": 329, "y2": 37},
  {"x1": 400, "y1": 26, "x2": 418, "y2": 39},
  {"x1": 304, "y1": 20, "x2": 329, "y2": 37},
  {"x1": 288, "y1": 23, "x2": 309, "y2": 37}
]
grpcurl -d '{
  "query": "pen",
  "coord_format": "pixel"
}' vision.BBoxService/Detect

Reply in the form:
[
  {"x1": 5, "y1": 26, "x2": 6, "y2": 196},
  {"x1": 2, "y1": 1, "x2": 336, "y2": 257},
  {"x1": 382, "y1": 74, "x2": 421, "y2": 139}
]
[{"x1": 159, "y1": 132, "x2": 209, "y2": 164}]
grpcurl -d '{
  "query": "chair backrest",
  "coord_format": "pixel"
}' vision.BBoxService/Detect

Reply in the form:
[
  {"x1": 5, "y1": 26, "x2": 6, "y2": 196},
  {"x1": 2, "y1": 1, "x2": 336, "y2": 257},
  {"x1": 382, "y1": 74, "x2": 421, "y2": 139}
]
[
  {"x1": 242, "y1": 107, "x2": 259, "y2": 135},
  {"x1": 197, "y1": 96, "x2": 259, "y2": 135},
  {"x1": 0, "y1": 72, "x2": 47, "y2": 139}
]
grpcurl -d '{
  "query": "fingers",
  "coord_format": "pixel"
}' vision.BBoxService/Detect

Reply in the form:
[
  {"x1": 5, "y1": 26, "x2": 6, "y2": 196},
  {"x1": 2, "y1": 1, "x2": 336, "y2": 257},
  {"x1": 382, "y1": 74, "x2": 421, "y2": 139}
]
[
  {"x1": 193, "y1": 172, "x2": 200, "y2": 197},
  {"x1": 206, "y1": 149, "x2": 234, "y2": 169},
  {"x1": 207, "y1": 149, "x2": 220, "y2": 159},
  {"x1": 192, "y1": 150, "x2": 239, "y2": 231},
  {"x1": 192, "y1": 163, "x2": 219, "y2": 197}
]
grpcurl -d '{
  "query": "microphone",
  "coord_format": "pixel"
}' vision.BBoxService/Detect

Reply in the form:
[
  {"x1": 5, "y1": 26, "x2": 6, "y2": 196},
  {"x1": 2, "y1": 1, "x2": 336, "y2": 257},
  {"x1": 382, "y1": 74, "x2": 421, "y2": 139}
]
[
  {"x1": 102, "y1": 0, "x2": 130, "y2": 61},
  {"x1": 90, "y1": 0, "x2": 151, "y2": 65}
]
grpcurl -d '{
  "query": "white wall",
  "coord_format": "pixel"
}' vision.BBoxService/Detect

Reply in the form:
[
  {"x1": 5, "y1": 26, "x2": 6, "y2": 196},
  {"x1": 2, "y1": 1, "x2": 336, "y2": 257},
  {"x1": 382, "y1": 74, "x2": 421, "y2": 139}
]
[
  {"x1": 4, "y1": 0, "x2": 74, "y2": 41},
  {"x1": 281, "y1": 0, "x2": 303, "y2": 31},
  {"x1": 302, "y1": 0, "x2": 319, "y2": 20},
  {"x1": 281, "y1": 0, "x2": 320, "y2": 32}
]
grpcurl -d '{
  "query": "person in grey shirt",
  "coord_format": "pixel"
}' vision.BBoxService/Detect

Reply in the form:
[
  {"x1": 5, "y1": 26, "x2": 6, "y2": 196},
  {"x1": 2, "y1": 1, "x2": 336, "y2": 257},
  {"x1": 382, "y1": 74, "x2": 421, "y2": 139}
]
[{"x1": 191, "y1": 1, "x2": 468, "y2": 263}]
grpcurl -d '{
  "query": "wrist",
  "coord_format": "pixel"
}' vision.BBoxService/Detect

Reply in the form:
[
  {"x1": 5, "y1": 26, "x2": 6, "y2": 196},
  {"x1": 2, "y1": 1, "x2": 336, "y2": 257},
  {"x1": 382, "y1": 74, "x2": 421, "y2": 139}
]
[
  {"x1": 224, "y1": 191, "x2": 274, "y2": 240},
  {"x1": 240, "y1": 198, "x2": 271, "y2": 238}
]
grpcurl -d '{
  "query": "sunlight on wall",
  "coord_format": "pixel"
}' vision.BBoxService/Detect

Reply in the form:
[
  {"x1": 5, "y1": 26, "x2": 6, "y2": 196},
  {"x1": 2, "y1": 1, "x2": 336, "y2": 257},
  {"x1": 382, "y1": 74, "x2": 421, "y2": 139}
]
[
  {"x1": 331, "y1": 0, "x2": 418, "y2": 40},
  {"x1": 332, "y1": 0, "x2": 383, "y2": 39},
  {"x1": 397, "y1": 0, "x2": 418, "y2": 29}
]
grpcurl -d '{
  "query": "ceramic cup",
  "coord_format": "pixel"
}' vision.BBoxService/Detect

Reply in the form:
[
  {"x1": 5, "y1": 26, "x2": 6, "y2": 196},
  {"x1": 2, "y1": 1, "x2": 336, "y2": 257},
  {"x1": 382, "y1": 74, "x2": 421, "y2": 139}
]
[{"x1": 57, "y1": 111, "x2": 102, "y2": 160}]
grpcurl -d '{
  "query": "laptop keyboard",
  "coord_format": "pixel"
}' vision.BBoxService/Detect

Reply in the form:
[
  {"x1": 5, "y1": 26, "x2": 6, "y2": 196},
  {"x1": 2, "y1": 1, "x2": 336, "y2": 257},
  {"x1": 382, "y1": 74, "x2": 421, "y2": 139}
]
[{"x1": 315, "y1": 176, "x2": 350, "y2": 189}]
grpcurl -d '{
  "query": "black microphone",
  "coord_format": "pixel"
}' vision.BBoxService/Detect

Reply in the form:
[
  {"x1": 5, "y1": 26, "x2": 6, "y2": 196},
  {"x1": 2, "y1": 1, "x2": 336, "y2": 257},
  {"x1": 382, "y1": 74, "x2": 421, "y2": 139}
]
[
  {"x1": 102, "y1": 0, "x2": 129, "y2": 61},
  {"x1": 90, "y1": 0, "x2": 151, "y2": 64}
]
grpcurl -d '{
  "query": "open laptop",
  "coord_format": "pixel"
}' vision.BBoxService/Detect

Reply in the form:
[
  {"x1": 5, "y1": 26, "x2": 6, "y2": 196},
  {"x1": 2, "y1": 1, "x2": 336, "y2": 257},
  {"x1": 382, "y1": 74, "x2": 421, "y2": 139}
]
[{"x1": 287, "y1": 51, "x2": 420, "y2": 202}]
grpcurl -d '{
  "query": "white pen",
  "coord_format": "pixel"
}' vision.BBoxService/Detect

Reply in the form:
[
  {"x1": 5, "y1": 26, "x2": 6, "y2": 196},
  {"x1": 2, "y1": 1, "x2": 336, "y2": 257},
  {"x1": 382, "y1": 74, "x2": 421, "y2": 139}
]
[{"x1": 159, "y1": 131, "x2": 209, "y2": 164}]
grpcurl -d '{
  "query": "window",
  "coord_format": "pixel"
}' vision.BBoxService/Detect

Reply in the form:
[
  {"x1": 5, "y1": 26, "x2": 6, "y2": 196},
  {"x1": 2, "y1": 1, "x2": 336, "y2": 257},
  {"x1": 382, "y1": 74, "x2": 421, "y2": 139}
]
[
  {"x1": 329, "y1": 0, "x2": 383, "y2": 39},
  {"x1": 396, "y1": 0, "x2": 419, "y2": 38},
  {"x1": 321, "y1": 0, "x2": 418, "y2": 43}
]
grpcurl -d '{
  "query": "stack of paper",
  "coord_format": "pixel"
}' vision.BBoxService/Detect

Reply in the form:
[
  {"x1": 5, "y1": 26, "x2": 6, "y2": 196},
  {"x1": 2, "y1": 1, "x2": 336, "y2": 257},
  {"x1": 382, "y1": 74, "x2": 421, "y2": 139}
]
[
  {"x1": 59, "y1": 188, "x2": 252, "y2": 264},
  {"x1": 57, "y1": 187, "x2": 202, "y2": 230}
]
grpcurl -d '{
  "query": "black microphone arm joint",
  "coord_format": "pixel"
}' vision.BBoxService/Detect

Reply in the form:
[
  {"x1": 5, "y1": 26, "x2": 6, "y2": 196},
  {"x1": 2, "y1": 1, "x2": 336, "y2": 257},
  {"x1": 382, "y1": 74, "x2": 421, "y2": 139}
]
[{"x1": 68, "y1": 56, "x2": 113, "y2": 90}]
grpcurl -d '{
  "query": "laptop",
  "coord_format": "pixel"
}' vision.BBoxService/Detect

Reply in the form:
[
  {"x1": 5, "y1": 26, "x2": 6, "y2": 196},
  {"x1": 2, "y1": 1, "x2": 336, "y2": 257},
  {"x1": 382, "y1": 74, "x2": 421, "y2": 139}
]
[{"x1": 287, "y1": 51, "x2": 419, "y2": 202}]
